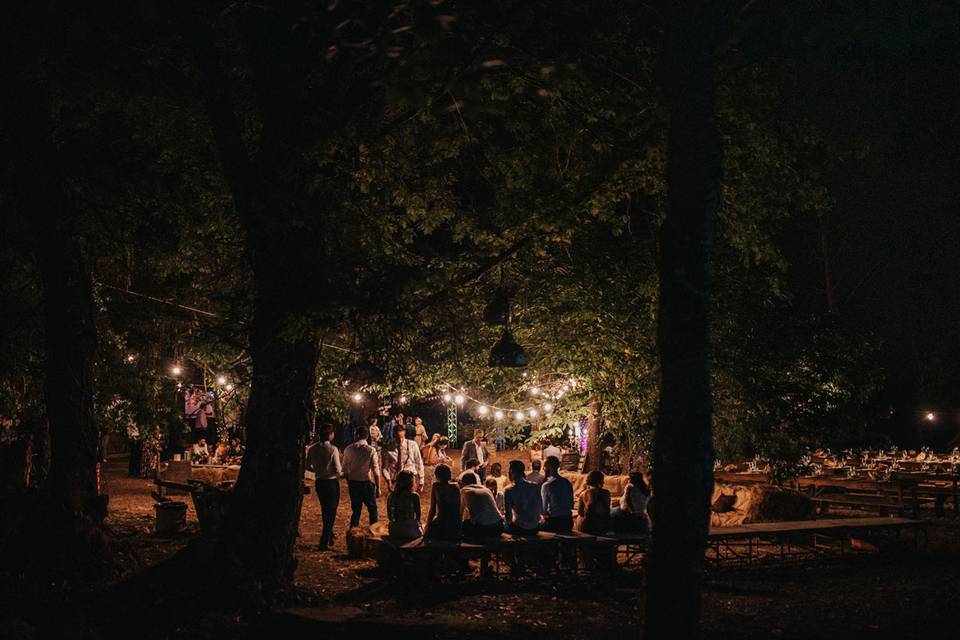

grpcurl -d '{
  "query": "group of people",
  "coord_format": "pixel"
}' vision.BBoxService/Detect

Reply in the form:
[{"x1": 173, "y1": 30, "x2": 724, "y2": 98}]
[
  {"x1": 190, "y1": 435, "x2": 245, "y2": 465},
  {"x1": 305, "y1": 421, "x2": 652, "y2": 551}
]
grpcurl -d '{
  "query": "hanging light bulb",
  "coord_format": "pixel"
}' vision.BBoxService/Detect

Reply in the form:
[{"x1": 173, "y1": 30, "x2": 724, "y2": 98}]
[
  {"x1": 399, "y1": 395, "x2": 408, "y2": 404},
  {"x1": 225, "y1": 383, "x2": 234, "y2": 391},
  {"x1": 544, "y1": 402, "x2": 554, "y2": 412},
  {"x1": 126, "y1": 354, "x2": 135, "y2": 363},
  {"x1": 442, "y1": 393, "x2": 453, "y2": 403},
  {"x1": 530, "y1": 387, "x2": 540, "y2": 396},
  {"x1": 478, "y1": 405, "x2": 489, "y2": 416},
  {"x1": 514, "y1": 411, "x2": 524, "y2": 422},
  {"x1": 217, "y1": 375, "x2": 227, "y2": 386},
  {"x1": 528, "y1": 408, "x2": 538, "y2": 418},
  {"x1": 352, "y1": 392, "x2": 363, "y2": 402},
  {"x1": 171, "y1": 365, "x2": 182, "y2": 376},
  {"x1": 454, "y1": 394, "x2": 465, "y2": 405},
  {"x1": 494, "y1": 410, "x2": 504, "y2": 420}
]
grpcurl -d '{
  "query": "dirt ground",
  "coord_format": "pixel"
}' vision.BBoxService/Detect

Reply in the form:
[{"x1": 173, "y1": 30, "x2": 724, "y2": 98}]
[{"x1": 54, "y1": 456, "x2": 960, "y2": 638}]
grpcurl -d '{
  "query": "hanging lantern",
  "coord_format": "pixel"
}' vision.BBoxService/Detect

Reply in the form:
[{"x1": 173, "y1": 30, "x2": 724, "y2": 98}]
[
  {"x1": 483, "y1": 288, "x2": 511, "y2": 326},
  {"x1": 342, "y1": 360, "x2": 385, "y2": 388},
  {"x1": 488, "y1": 328, "x2": 529, "y2": 368}
]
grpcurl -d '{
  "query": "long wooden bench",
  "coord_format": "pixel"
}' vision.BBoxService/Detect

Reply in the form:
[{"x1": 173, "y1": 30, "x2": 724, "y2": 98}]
[
  {"x1": 706, "y1": 516, "x2": 927, "y2": 566},
  {"x1": 370, "y1": 527, "x2": 636, "y2": 579}
]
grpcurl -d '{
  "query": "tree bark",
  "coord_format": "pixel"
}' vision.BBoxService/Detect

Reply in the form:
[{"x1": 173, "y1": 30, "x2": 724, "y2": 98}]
[
  {"x1": 584, "y1": 399, "x2": 602, "y2": 472},
  {"x1": 645, "y1": 2, "x2": 721, "y2": 639}
]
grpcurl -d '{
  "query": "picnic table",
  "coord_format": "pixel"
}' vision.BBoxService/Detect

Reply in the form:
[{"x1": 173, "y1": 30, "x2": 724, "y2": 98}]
[{"x1": 795, "y1": 475, "x2": 923, "y2": 517}]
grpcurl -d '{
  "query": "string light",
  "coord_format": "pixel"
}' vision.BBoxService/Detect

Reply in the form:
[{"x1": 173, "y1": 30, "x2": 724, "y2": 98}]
[
  {"x1": 352, "y1": 392, "x2": 363, "y2": 402},
  {"x1": 225, "y1": 383, "x2": 234, "y2": 391},
  {"x1": 530, "y1": 387, "x2": 540, "y2": 396},
  {"x1": 399, "y1": 395, "x2": 408, "y2": 404},
  {"x1": 514, "y1": 411, "x2": 524, "y2": 422},
  {"x1": 217, "y1": 375, "x2": 227, "y2": 386},
  {"x1": 442, "y1": 393, "x2": 453, "y2": 403},
  {"x1": 171, "y1": 365, "x2": 182, "y2": 376},
  {"x1": 455, "y1": 394, "x2": 465, "y2": 405},
  {"x1": 544, "y1": 402, "x2": 554, "y2": 412},
  {"x1": 126, "y1": 354, "x2": 135, "y2": 363},
  {"x1": 478, "y1": 405, "x2": 489, "y2": 415},
  {"x1": 528, "y1": 408, "x2": 538, "y2": 418},
  {"x1": 925, "y1": 412, "x2": 936, "y2": 422},
  {"x1": 494, "y1": 410, "x2": 504, "y2": 420}
]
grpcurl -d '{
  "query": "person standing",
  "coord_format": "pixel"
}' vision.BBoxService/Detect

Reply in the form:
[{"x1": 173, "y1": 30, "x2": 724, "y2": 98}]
[
  {"x1": 368, "y1": 415, "x2": 382, "y2": 448},
  {"x1": 383, "y1": 426, "x2": 425, "y2": 492},
  {"x1": 461, "y1": 429, "x2": 490, "y2": 481},
  {"x1": 540, "y1": 455, "x2": 574, "y2": 532},
  {"x1": 306, "y1": 425, "x2": 342, "y2": 550},
  {"x1": 342, "y1": 426, "x2": 381, "y2": 527},
  {"x1": 414, "y1": 417, "x2": 428, "y2": 448}
]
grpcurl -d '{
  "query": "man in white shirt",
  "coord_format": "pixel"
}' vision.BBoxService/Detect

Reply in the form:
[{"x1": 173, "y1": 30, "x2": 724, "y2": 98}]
[
  {"x1": 342, "y1": 426, "x2": 381, "y2": 527},
  {"x1": 306, "y1": 425, "x2": 342, "y2": 549},
  {"x1": 503, "y1": 460, "x2": 542, "y2": 534},
  {"x1": 458, "y1": 472, "x2": 504, "y2": 537},
  {"x1": 191, "y1": 437, "x2": 210, "y2": 464},
  {"x1": 382, "y1": 427, "x2": 425, "y2": 492},
  {"x1": 542, "y1": 441, "x2": 563, "y2": 463}
]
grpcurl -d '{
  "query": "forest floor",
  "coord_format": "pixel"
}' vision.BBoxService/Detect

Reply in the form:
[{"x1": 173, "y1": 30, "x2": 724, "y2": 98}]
[{"x1": 5, "y1": 455, "x2": 960, "y2": 639}]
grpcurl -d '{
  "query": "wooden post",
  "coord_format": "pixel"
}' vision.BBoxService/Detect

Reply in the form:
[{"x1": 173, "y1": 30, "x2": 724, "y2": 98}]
[{"x1": 585, "y1": 400, "x2": 602, "y2": 473}]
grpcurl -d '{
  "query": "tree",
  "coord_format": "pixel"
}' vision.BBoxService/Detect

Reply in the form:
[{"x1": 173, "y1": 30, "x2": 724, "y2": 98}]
[{"x1": 644, "y1": 1, "x2": 721, "y2": 638}]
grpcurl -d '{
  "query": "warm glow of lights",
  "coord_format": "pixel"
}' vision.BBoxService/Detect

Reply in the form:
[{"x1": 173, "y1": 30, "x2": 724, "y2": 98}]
[
  {"x1": 352, "y1": 392, "x2": 363, "y2": 402},
  {"x1": 399, "y1": 395, "x2": 408, "y2": 404},
  {"x1": 443, "y1": 393, "x2": 453, "y2": 402},
  {"x1": 925, "y1": 412, "x2": 936, "y2": 421},
  {"x1": 171, "y1": 365, "x2": 182, "y2": 376},
  {"x1": 454, "y1": 394, "x2": 465, "y2": 405},
  {"x1": 544, "y1": 402, "x2": 554, "y2": 412},
  {"x1": 217, "y1": 376, "x2": 227, "y2": 386},
  {"x1": 126, "y1": 354, "x2": 135, "y2": 363},
  {"x1": 528, "y1": 409, "x2": 538, "y2": 418},
  {"x1": 225, "y1": 383, "x2": 234, "y2": 391},
  {"x1": 514, "y1": 411, "x2": 525, "y2": 422},
  {"x1": 494, "y1": 410, "x2": 504, "y2": 420},
  {"x1": 530, "y1": 387, "x2": 540, "y2": 396},
  {"x1": 478, "y1": 405, "x2": 489, "y2": 415}
]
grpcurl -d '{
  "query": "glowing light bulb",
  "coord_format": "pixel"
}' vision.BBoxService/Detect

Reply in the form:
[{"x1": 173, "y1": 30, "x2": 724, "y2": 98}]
[
  {"x1": 443, "y1": 393, "x2": 453, "y2": 403},
  {"x1": 514, "y1": 411, "x2": 524, "y2": 422},
  {"x1": 171, "y1": 365, "x2": 182, "y2": 376},
  {"x1": 528, "y1": 409, "x2": 538, "y2": 418},
  {"x1": 126, "y1": 354, "x2": 135, "y2": 363},
  {"x1": 352, "y1": 392, "x2": 363, "y2": 402},
  {"x1": 925, "y1": 412, "x2": 936, "y2": 421},
  {"x1": 494, "y1": 410, "x2": 504, "y2": 420},
  {"x1": 478, "y1": 405, "x2": 489, "y2": 415},
  {"x1": 225, "y1": 383, "x2": 234, "y2": 391},
  {"x1": 530, "y1": 387, "x2": 540, "y2": 396},
  {"x1": 455, "y1": 394, "x2": 465, "y2": 405},
  {"x1": 544, "y1": 403, "x2": 554, "y2": 412},
  {"x1": 217, "y1": 376, "x2": 227, "y2": 386}
]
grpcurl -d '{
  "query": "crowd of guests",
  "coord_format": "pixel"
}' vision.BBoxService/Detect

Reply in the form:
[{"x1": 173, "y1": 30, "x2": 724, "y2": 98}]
[
  {"x1": 190, "y1": 435, "x2": 245, "y2": 465},
  {"x1": 304, "y1": 416, "x2": 652, "y2": 550}
]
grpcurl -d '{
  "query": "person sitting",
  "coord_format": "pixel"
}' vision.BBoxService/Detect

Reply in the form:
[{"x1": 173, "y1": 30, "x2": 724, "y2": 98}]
[
  {"x1": 458, "y1": 458, "x2": 481, "y2": 483},
  {"x1": 228, "y1": 437, "x2": 245, "y2": 460},
  {"x1": 424, "y1": 463, "x2": 461, "y2": 540},
  {"x1": 459, "y1": 472, "x2": 504, "y2": 537},
  {"x1": 485, "y1": 477, "x2": 505, "y2": 515},
  {"x1": 503, "y1": 460, "x2": 542, "y2": 535},
  {"x1": 191, "y1": 437, "x2": 210, "y2": 464},
  {"x1": 540, "y1": 456, "x2": 574, "y2": 532},
  {"x1": 526, "y1": 459, "x2": 545, "y2": 484},
  {"x1": 387, "y1": 470, "x2": 423, "y2": 539},
  {"x1": 611, "y1": 472, "x2": 651, "y2": 533},
  {"x1": 576, "y1": 470, "x2": 612, "y2": 535},
  {"x1": 213, "y1": 438, "x2": 230, "y2": 464},
  {"x1": 488, "y1": 462, "x2": 507, "y2": 493}
]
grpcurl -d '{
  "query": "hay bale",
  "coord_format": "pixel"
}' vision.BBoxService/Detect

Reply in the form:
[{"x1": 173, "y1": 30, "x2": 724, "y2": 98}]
[{"x1": 711, "y1": 483, "x2": 813, "y2": 526}]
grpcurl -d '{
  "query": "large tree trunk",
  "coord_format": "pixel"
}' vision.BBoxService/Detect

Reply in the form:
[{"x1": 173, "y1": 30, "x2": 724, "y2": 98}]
[
  {"x1": 584, "y1": 399, "x2": 602, "y2": 473},
  {"x1": 645, "y1": 2, "x2": 721, "y2": 639}
]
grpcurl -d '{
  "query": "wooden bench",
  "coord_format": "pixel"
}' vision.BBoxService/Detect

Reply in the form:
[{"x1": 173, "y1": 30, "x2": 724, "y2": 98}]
[
  {"x1": 706, "y1": 516, "x2": 927, "y2": 566},
  {"x1": 370, "y1": 527, "x2": 629, "y2": 579}
]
